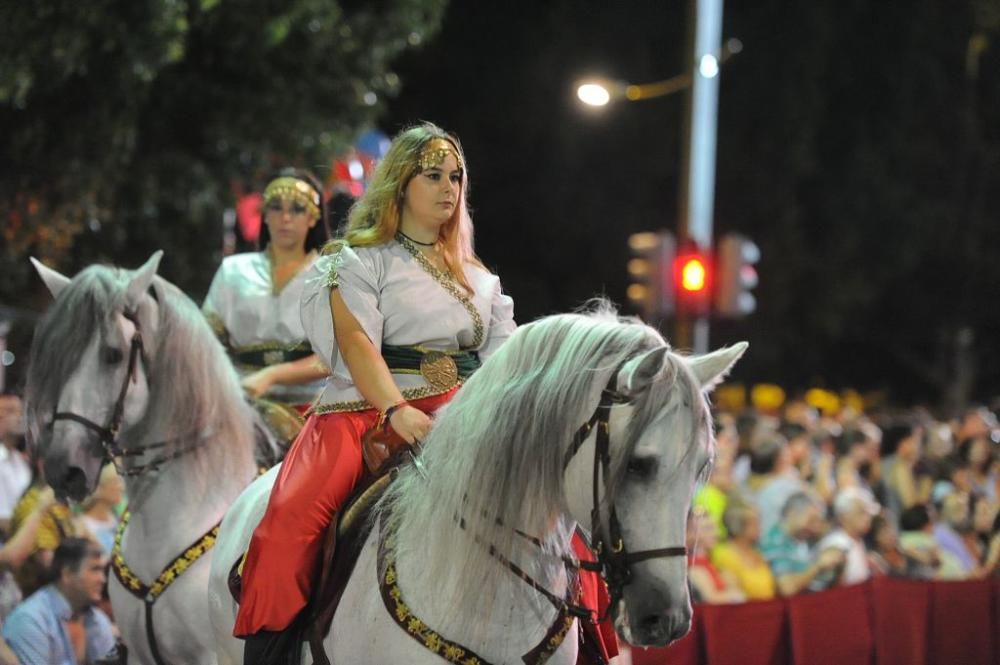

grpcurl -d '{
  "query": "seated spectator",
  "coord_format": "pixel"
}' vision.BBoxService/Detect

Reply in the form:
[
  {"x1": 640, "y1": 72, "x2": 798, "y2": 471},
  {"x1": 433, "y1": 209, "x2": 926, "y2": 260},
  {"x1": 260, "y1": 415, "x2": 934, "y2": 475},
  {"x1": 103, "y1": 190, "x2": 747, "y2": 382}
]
[
  {"x1": 958, "y1": 434, "x2": 998, "y2": 502},
  {"x1": 933, "y1": 492, "x2": 979, "y2": 574},
  {"x1": 898, "y1": 504, "x2": 965, "y2": 579},
  {"x1": 932, "y1": 454, "x2": 973, "y2": 506},
  {"x1": 816, "y1": 487, "x2": 879, "y2": 586},
  {"x1": 687, "y1": 509, "x2": 745, "y2": 604},
  {"x1": 711, "y1": 503, "x2": 776, "y2": 601},
  {"x1": 760, "y1": 491, "x2": 845, "y2": 596},
  {"x1": 748, "y1": 427, "x2": 807, "y2": 537},
  {"x1": 9, "y1": 460, "x2": 79, "y2": 598},
  {"x1": 1, "y1": 538, "x2": 118, "y2": 665},
  {"x1": 0, "y1": 394, "x2": 31, "y2": 537},
  {"x1": 977, "y1": 511, "x2": 999, "y2": 578},
  {"x1": 835, "y1": 427, "x2": 875, "y2": 492},
  {"x1": 78, "y1": 465, "x2": 124, "y2": 557},
  {"x1": 865, "y1": 513, "x2": 934, "y2": 579},
  {"x1": 0, "y1": 488, "x2": 57, "y2": 622},
  {"x1": 880, "y1": 421, "x2": 931, "y2": 518}
]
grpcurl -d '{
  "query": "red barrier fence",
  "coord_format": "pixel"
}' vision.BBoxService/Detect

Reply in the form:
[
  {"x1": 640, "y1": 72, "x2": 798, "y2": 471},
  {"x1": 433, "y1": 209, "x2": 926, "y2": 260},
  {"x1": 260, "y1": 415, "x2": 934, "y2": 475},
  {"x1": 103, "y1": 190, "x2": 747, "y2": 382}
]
[{"x1": 630, "y1": 577, "x2": 1000, "y2": 665}]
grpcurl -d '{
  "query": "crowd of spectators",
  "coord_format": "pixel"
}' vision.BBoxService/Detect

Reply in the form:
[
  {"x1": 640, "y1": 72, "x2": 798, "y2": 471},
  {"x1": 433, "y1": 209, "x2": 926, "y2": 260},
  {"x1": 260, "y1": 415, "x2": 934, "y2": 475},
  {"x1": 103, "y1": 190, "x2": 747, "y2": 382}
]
[
  {"x1": 688, "y1": 398, "x2": 1000, "y2": 604},
  {"x1": 0, "y1": 393, "x2": 124, "y2": 665}
]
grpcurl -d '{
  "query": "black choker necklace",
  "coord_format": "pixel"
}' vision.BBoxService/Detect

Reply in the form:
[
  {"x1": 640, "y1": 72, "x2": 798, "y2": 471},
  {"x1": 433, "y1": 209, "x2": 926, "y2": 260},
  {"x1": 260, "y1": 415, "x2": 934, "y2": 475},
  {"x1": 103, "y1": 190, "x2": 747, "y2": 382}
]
[{"x1": 398, "y1": 230, "x2": 436, "y2": 247}]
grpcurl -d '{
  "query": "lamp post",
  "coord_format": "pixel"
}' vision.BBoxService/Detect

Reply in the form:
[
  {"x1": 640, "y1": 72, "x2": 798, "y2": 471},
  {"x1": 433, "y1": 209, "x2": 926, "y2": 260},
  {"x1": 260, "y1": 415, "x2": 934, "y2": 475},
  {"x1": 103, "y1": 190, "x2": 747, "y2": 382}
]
[{"x1": 576, "y1": 0, "x2": 735, "y2": 354}]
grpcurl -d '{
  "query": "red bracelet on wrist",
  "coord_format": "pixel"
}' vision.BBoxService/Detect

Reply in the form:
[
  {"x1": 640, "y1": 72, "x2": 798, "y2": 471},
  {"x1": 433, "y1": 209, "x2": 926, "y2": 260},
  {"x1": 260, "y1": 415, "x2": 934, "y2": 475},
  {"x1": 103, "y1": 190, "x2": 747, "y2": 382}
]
[{"x1": 379, "y1": 400, "x2": 408, "y2": 432}]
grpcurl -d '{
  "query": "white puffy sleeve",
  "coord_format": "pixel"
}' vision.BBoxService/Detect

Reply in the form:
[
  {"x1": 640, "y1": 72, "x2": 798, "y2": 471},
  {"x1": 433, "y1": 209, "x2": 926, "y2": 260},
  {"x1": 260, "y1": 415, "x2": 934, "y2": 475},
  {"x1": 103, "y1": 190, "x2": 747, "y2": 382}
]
[
  {"x1": 300, "y1": 247, "x2": 384, "y2": 376},
  {"x1": 478, "y1": 279, "x2": 516, "y2": 361},
  {"x1": 201, "y1": 262, "x2": 230, "y2": 345}
]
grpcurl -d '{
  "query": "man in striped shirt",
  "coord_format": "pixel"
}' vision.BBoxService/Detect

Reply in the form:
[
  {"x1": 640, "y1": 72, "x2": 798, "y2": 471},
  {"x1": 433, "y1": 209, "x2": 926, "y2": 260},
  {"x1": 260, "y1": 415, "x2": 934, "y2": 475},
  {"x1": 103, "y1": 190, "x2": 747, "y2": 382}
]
[{"x1": 1, "y1": 538, "x2": 118, "y2": 665}]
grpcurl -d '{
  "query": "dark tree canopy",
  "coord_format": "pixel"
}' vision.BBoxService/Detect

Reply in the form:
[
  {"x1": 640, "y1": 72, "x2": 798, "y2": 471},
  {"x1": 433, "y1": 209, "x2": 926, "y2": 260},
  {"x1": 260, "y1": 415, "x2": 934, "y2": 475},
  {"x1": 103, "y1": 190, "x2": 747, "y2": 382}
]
[{"x1": 0, "y1": 0, "x2": 447, "y2": 298}]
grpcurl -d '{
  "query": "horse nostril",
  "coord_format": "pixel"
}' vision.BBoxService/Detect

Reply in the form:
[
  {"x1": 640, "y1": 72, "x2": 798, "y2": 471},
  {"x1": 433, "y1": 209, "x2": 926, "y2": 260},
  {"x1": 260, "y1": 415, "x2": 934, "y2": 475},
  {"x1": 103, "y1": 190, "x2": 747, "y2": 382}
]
[
  {"x1": 639, "y1": 614, "x2": 664, "y2": 634},
  {"x1": 63, "y1": 467, "x2": 90, "y2": 503}
]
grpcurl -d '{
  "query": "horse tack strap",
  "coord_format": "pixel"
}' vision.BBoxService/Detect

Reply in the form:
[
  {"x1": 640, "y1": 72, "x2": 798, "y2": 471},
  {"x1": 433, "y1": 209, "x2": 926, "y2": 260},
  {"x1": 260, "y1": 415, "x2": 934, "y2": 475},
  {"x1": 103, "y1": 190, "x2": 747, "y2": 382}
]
[
  {"x1": 111, "y1": 511, "x2": 221, "y2": 665},
  {"x1": 377, "y1": 514, "x2": 578, "y2": 665},
  {"x1": 378, "y1": 560, "x2": 576, "y2": 665}
]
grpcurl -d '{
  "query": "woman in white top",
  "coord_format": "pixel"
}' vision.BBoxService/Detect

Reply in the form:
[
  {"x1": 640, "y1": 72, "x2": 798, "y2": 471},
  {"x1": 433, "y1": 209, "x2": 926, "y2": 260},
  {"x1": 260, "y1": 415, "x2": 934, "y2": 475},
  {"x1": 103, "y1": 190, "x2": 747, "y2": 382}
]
[
  {"x1": 234, "y1": 124, "x2": 515, "y2": 660},
  {"x1": 202, "y1": 168, "x2": 331, "y2": 409}
]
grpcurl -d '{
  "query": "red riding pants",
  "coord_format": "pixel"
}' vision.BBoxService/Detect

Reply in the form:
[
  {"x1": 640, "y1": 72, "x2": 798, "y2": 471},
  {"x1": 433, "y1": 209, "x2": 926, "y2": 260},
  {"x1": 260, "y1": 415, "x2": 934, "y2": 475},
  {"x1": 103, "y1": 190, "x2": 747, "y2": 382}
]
[{"x1": 233, "y1": 389, "x2": 456, "y2": 636}]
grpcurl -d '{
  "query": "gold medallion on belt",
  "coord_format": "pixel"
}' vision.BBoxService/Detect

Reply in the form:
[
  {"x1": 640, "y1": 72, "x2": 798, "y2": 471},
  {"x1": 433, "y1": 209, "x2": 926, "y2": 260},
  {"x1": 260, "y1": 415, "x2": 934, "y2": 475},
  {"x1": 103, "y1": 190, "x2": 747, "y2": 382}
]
[{"x1": 419, "y1": 351, "x2": 459, "y2": 390}]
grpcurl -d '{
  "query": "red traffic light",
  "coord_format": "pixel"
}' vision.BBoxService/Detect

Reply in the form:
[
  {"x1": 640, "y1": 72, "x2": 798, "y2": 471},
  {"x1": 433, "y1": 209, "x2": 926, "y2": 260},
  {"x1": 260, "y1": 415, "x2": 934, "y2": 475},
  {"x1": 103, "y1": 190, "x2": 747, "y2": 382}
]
[{"x1": 674, "y1": 253, "x2": 711, "y2": 293}]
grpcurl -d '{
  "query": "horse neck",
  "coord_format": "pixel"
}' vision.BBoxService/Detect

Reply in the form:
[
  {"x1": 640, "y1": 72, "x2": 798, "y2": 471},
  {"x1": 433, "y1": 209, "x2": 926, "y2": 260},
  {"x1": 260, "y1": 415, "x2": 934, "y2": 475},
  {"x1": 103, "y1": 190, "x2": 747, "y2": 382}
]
[
  {"x1": 393, "y1": 510, "x2": 575, "y2": 650},
  {"x1": 122, "y1": 424, "x2": 256, "y2": 555}
]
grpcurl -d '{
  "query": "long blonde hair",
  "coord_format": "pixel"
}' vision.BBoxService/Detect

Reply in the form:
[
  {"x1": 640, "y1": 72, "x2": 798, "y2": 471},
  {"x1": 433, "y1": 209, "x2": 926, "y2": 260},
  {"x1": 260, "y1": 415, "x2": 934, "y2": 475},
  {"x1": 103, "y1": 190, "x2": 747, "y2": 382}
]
[{"x1": 326, "y1": 122, "x2": 484, "y2": 293}]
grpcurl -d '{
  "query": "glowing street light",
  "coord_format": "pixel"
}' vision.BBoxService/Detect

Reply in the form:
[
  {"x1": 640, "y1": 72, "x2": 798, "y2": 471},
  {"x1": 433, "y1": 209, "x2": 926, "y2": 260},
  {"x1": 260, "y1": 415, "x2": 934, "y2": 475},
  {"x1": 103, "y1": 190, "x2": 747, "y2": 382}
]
[{"x1": 577, "y1": 82, "x2": 613, "y2": 107}]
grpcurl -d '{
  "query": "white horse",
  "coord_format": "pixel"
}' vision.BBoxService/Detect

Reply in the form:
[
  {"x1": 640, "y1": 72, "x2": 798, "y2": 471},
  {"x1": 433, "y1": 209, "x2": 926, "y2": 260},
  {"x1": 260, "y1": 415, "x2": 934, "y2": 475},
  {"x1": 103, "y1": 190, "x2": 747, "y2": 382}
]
[
  {"x1": 209, "y1": 306, "x2": 746, "y2": 664},
  {"x1": 26, "y1": 252, "x2": 263, "y2": 665}
]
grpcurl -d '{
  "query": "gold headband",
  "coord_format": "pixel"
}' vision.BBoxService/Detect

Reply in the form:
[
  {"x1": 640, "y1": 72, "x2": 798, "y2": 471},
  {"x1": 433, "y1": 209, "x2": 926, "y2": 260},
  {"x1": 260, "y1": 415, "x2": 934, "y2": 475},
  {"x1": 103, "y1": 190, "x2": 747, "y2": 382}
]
[
  {"x1": 417, "y1": 139, "x2": 463, "y2": 172},
  {"x1": 262, "y1": 177, "x2": 321, "y2": 219}
]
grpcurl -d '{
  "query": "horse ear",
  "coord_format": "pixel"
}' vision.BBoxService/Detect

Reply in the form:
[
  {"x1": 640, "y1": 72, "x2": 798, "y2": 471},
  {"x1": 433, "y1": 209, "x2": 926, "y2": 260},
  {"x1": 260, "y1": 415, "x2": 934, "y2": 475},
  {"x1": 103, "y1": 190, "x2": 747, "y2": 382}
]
[
  {"x1": 687, "y1": 342, "x2": 749, "y2": 391},
  {"x1": 30, "y1": 257, "x2": 72, "y2": 298},
  {"x1": 125, "y1": 251, "x2": 164, "y2": 308},
  {"x1": 617, "y1": 346, "x2": 670, "y2": 396}
]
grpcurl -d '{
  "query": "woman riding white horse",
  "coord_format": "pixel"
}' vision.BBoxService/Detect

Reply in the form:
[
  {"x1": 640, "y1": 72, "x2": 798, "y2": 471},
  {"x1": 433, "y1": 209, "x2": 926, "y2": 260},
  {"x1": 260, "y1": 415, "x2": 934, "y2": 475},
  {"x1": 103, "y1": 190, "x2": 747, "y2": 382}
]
[{"x1": 209, "y1": 305, "x2": 747, "y2": 664}]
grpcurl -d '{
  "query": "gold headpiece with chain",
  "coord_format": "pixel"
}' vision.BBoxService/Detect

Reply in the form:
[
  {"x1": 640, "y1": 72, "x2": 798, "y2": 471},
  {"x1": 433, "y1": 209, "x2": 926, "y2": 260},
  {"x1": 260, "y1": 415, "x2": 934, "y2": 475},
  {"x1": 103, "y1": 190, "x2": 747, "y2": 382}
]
[
  {"x1": 263, "y1": 177, "x2": 321, "y2": 220},
  {"x1": 417, "y1": 138, "x2": 463, "y2": 173}
]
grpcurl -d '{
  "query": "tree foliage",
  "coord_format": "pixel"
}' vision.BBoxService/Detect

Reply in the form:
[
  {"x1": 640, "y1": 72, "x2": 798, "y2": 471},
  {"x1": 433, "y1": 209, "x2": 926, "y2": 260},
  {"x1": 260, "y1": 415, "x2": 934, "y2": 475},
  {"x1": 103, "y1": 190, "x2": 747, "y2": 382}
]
[{"x1": 0, "y1": 0, "x2": 446, "y2": 298}]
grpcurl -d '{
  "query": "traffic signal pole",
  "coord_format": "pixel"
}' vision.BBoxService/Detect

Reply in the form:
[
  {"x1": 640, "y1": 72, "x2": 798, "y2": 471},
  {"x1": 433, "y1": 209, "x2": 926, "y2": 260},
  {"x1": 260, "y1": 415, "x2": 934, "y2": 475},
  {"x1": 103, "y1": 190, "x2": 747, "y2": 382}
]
[{"x1": 677, "y1": 0, "x2": 723, "y2": 354}]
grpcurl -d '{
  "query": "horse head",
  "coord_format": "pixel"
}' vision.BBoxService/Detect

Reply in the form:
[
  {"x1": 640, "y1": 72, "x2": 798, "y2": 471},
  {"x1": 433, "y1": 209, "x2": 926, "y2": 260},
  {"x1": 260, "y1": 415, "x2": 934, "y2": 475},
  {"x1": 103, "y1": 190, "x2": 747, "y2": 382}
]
[
  {"x1": 563, "y1": 341, "x2": 746, "y2": 646},
  {"x1": 27, "y1": 252, "x2": 163, "y2": 501}
]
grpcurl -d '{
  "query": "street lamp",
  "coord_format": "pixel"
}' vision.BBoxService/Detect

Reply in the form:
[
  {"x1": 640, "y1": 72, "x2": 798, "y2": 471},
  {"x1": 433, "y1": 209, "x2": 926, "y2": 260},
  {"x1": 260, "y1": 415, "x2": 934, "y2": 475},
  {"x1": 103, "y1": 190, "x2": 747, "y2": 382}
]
[{"x1": 574, "y1": 38, "x2": 741, "y2": 108}]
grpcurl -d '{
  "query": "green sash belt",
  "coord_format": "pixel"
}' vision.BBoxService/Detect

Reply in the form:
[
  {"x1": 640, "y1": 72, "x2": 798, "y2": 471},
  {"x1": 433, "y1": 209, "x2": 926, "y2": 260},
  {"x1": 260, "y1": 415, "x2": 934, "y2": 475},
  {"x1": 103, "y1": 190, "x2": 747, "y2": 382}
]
[
  {"x1": 232, "y1": 344, "x2": 313, "y2": 368},
  {"x1": 382, "y1": 345, "x2": 481, "y2": 380}
]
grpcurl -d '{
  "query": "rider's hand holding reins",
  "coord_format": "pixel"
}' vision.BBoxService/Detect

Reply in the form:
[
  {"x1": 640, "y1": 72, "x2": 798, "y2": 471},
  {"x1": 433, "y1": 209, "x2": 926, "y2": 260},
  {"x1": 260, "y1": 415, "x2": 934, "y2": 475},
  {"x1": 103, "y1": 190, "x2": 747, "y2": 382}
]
[{"x1": 388, "y1": 405, "x2": 431, "y2": 444}]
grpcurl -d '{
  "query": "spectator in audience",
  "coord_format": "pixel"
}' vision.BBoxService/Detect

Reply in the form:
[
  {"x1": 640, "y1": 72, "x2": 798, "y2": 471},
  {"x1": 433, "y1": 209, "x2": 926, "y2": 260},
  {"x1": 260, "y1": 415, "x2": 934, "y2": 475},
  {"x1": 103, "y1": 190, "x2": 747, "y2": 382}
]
[
  {"x1": 932, "y1": 454, "x2": 974, "y2": 506},
  {"x1": 835, "y1": 427, "x2": 874, "y2": 492},
  {"x1": 78, "y1": 465, "x2": 124, "y2": 557},
  {"x1": 760, "y1": 491, "x2": 845, "y2": 596},
  {"x1": 958, "y1": 435, "x2": 998, "y2": 501},
  {"x1": 933, "y1": 492, "x2": 979, "y2": 575},
  {"x1": 881, "y1": 421, "x2": 931, "y2": 518},
  {"x1": 711, "y1": 503, "x2": 776, "y2": 600},
  {"x1": 686, "y1": 509, "x2": 745, "y2": 604},
  {"x1": 748, "y1": 427, "x2": 807, "y2": 537},
  {"x1": 899, "y1": 504, "x2": 966, "y2": 579},
  {"x1": 0, "y1": 394, "x2": 30, "y2": 537},
  {"x1": 1, "y1": 538, "x2": 118, "y2": 665},
  {"x1": 0, "y1": 488, "x2": 57, "y2": 622},
  {"x1": 977, "y1": 511, "x2": 999, "y2": 577},
  {"x1": 865, "y1": 512, "x2": 934, "y2": 579},
  {"x1": 816, "y1": 487, "x2": 879, "y2": 586}
]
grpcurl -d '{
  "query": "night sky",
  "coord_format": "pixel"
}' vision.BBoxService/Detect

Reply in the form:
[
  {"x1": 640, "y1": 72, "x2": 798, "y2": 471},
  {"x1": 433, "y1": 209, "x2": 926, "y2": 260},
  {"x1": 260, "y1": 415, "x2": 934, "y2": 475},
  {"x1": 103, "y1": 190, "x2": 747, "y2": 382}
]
[{"x1": 377, "y1": 1, "x2": 1000, "y2": 407}]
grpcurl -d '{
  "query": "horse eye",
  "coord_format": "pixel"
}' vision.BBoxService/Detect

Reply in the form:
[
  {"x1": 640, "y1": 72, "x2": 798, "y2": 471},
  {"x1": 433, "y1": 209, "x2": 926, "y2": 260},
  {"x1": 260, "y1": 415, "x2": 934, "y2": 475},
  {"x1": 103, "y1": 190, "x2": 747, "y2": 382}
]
[
  {"x1": 101, "y1": 346, "x2": 124, "y2": 365},
  {"x1": 627, "y1": 456, "x2": 657, "y2": 479}
]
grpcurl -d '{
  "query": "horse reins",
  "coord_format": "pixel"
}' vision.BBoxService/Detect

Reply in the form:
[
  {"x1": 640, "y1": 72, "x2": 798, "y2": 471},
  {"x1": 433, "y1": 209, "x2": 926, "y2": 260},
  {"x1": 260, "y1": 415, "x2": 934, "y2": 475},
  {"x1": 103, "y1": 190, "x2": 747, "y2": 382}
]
[{"x1": 562, "y1": 361, "x2": 688, "y2": 620}]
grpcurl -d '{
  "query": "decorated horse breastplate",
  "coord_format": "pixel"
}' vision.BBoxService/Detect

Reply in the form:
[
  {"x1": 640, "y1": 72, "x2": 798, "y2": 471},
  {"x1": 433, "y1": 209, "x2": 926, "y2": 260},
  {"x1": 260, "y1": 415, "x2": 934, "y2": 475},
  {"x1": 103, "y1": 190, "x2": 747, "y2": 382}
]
[{"x1": 376, "y1": 518, "x2": 579, "y2": 665}]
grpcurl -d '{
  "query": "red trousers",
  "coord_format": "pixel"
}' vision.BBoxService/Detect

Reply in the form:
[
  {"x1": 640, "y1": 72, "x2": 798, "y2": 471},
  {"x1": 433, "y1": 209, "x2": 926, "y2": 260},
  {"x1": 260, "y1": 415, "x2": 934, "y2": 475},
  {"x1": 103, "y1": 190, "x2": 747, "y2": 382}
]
[{"x1": 233, "y1": 389, "x2": 456, "y2": 636}]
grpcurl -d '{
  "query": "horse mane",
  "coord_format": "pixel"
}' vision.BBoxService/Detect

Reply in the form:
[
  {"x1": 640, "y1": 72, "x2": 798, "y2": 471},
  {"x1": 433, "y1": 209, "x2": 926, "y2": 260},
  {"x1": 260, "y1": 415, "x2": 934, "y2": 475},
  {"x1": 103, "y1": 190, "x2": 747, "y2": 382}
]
[
  {"x1": 376, "y1": 301, "x2": 710, "y2": 634},
  {"x1": 25, "y1": 264, "x2": 256, "y2": 485}
]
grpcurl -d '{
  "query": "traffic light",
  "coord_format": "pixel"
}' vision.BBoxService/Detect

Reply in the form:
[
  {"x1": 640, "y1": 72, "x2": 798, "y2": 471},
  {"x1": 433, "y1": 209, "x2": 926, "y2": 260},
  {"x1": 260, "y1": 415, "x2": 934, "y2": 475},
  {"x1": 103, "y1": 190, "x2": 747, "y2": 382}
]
[
  {"x1": 673, "y1": 247, "x2": 712, "y2": 315},
  {"x1": 627, "y1": 230, "x2": 675, "y2": 320},
  {"x1": 715, "y1": 233, "x2": 759, "y2": 317}
]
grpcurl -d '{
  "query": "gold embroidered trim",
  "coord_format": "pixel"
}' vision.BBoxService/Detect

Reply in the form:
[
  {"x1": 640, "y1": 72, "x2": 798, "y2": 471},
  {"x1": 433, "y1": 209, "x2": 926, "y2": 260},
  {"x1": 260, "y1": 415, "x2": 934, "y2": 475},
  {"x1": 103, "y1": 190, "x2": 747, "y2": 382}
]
[
  {"x1": 322, "y1": 249, "x2": 347, "y2": 289},
  {"x1": 395, "y1": 233, "x2": 484, "y2": 348},
  {"x1": 307, "y1": 382, "x2": 460, "y2": 415},
  {"x1": 204, "y1": 311, "x2": 230, "y2": 347},
  {"x1": 111, "y1": 511, "x2": 220, "y2": 603},
  {"x1": 381, "y1": 560, "x2": 575, "y2": 665}
]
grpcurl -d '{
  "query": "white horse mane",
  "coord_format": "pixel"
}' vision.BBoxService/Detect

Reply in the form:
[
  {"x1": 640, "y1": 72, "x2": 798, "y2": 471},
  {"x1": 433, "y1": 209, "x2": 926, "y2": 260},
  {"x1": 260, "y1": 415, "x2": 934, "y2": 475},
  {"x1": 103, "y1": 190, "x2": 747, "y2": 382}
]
[
  {"x1": 25, "y1": 264, "x2": 256, "y2": 486},
  {"x1": 375, "y1": 304, "x2": 711, "y2": 635}
]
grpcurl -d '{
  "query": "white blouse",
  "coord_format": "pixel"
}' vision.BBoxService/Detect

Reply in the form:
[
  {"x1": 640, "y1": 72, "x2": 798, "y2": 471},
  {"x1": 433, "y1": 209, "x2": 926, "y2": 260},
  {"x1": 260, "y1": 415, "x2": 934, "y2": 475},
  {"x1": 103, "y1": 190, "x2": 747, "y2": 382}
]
[
  {"x1": 202, "y1": 251, "x2": 325, "y2": 405},
  {"x1": 301, "y1": 238, "x2": 515, "y2": 412}
]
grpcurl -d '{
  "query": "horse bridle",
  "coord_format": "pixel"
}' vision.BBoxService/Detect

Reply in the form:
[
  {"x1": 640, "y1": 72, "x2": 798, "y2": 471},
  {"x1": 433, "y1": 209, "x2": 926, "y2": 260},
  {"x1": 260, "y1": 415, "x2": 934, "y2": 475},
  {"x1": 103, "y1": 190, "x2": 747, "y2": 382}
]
[
  {"x1": 47, "y1": 308, "x2": 203, "y2": 477},
  {"x1": 562, "y1": 361, "x2": 687, "y2": 615}
]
